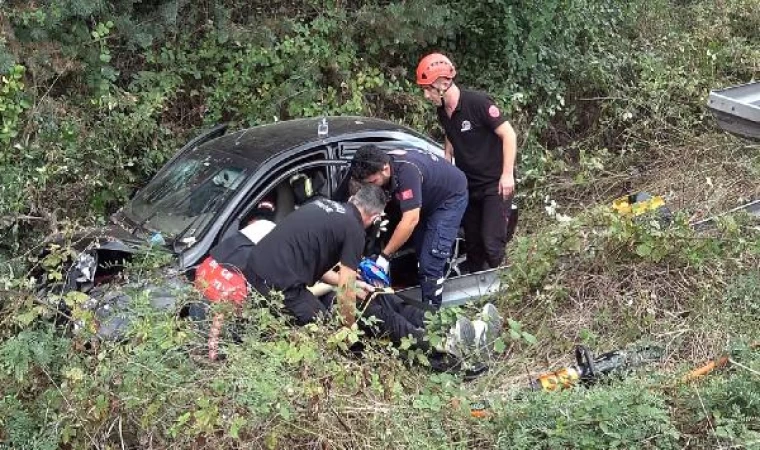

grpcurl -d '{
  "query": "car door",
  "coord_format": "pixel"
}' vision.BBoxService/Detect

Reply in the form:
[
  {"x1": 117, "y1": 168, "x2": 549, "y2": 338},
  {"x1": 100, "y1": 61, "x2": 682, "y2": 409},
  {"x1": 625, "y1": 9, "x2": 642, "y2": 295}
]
[
  {"x1": 177, "y1": 142, "x2": 335, "y2": 268},
  {"x1": 334, "y1": 137, "x2": 503, "y2": 308},
  {"x1": 215, "y1": 159, "x2": 350, "y2": 244}
]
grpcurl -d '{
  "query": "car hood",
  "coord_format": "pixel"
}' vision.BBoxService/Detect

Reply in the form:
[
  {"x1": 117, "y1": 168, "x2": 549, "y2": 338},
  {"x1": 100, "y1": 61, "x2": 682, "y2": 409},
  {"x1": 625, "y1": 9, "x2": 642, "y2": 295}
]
[{"x1": 43, "y1": 222, "x2": 163, "y2": 254}]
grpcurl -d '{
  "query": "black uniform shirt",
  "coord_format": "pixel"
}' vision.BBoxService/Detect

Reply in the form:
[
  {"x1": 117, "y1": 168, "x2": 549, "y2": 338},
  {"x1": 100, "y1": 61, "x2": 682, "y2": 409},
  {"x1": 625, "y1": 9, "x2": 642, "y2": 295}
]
[
  {"x1": 208, "y1": 230, "x2": 257, "y2": 278},
  {"x1": 213, "y1": 199, "x2": 365, "y2": 291},
  {"x1": 389, "y1": 149, "x2": 467, "y2": 216},
  {"x1": 437, "y1": 89, "x2": 508, "y2": 191}
]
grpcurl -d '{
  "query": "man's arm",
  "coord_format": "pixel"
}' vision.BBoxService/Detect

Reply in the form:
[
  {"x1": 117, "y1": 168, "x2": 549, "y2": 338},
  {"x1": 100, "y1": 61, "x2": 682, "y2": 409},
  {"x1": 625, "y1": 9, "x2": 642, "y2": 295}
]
[
  {"x1": 321, "y1": 268, "x2": 371, "y2": 295},
  {"x1": 443, "y1": 137, "x2": 454, "y2": 163},
  {"x1": 494, "y1": 121, "x2": 517, "y2": 199},
  {"x1": 306, "y1": 264, "x2": 339, "y2": 296},
  {"x1": 320, "y1": 265, "x2": 340, "y2": 285},
  {"x1": 381, "y1": 207, "x2": 420, "y2": 257}
]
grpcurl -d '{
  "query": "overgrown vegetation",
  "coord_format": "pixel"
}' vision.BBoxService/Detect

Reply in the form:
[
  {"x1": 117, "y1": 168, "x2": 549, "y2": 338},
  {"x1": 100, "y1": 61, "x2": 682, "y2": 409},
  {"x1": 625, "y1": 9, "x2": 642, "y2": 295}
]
[{"x1": 1, "y1": 0, "x2": 759, "y2": 448}]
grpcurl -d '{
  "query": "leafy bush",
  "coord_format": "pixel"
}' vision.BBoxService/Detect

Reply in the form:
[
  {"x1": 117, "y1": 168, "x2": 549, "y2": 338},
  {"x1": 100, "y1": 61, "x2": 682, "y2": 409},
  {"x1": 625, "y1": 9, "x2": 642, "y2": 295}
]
[
  {"x1": 1, "y1": 0, "x2": 759, "y2": 447},
  {"x1": 492, "y1": 378, "x2": 680, "y2": 449},
  {"x1": 0, "y1": 64, "x2": 30, "y2": 146},
  {"x1": 2, "y1": 0, "x2": 759, "y2": 253},
  {"x1": 673, "y1": 345, "x2": 760, "y2": 448},
  {"x1": 499, "y1": 203, "x2": 760, "y2": 353}
]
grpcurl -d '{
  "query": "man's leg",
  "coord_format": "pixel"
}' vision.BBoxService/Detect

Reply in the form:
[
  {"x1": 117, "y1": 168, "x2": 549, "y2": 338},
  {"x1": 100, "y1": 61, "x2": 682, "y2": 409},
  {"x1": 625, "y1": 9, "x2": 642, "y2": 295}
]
[
  {"x1": 399, "y1": 302, "x2": 426, "y2": 328},
  {"x1": 481, "y1": 191, "x2": 514, "y2": 268},
  {"x1": 418, "y1": 194, "x2": 468, "y2": 309},
  {"x1": 362, "y1": 294, "x2": 430, "y2": 351},
  {"x1": 361, "y1": 294, "x2": 475, "y2": 360},
  {"x1": 281, "y1": 286, "x2": 333, "y2": 325},
  {"x1": 462, "y1": 190, "x2": 487, "y2": 273}
]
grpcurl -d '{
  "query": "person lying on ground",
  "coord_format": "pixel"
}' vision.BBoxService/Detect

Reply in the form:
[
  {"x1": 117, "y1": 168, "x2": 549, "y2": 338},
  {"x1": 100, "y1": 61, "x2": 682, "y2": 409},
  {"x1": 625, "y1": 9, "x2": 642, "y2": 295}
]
[
  {"x1": 194, "y1": 184, "x2": 504, "y2": 366},
  {"x1": 194, "y1": 184, "x2": 388, "y2": 359},
  {"x1": 354, "y1": 284, "x2": 504, "y2": 368}
]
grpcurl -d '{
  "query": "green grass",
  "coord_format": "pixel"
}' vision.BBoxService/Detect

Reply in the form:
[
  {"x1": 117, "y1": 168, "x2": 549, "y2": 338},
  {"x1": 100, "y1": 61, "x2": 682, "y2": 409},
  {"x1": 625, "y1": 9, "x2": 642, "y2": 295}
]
[{"x1": 1, "y1": 199, "x2": 758, "y2": 448}]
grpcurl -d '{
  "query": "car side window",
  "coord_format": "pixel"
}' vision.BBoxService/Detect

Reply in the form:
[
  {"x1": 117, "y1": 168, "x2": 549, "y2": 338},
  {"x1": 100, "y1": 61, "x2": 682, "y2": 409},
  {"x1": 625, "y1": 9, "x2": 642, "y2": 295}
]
[
  {"x1": 210, "y1": 148, "x2": 331, "y2": 245},
  {"x1": 239, "y1": 164, "x2": 330, "y2": 227}
]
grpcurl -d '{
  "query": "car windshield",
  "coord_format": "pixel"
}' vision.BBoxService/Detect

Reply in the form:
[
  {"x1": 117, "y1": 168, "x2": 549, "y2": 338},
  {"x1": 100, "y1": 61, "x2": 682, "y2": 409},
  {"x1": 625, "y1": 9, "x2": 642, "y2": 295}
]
[{"x1": 124, "y1": 146, "x2": 253, "y2": 239}]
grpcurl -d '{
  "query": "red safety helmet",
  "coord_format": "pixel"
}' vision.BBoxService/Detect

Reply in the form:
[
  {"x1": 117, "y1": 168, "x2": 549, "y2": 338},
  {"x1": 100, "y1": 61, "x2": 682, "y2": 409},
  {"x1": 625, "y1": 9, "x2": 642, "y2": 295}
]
[{"x1": 416, "y1": 53, "x2": 456, "y2": 86}]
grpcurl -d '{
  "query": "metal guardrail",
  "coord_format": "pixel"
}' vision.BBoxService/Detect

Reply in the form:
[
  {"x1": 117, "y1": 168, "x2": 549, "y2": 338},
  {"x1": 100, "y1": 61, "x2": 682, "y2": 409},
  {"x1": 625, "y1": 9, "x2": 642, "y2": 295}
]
[
  {"x1": 690, "y1": 199, "x2": 760, "y2": 231},
  {"x1": 707, "y1": 81, "x2": 760, "y2": 141},
  {"x1": 399, "y1": 267, "x2": 503, "y2": 308}
]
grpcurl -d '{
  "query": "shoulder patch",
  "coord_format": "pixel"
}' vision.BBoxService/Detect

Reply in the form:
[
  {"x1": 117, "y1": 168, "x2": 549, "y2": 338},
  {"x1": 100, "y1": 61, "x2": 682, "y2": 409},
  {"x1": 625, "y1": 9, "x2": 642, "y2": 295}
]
[
  {"x1": 488, "y1": 104, "x2": 501, "y2": 118},
  {"x1": 397, "y1": 189, "x2": 414, "y2": 201}
]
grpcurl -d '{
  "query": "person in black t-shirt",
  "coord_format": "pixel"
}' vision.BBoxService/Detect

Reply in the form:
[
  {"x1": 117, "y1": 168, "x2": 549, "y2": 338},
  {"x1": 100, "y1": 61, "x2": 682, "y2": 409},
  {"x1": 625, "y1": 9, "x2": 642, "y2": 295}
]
[
  {"x1": 197, "y1": 183, "x2": 388, "y2": 333},
  {"x1": 415, "y1": 53, "x2": 519, "y2": 271},
  {"x1": 196, "y1": 184, "x2": 505, "y2": 367},
  {"x1": 349, "y1": 144, "x2": 468, "y2": 309}
]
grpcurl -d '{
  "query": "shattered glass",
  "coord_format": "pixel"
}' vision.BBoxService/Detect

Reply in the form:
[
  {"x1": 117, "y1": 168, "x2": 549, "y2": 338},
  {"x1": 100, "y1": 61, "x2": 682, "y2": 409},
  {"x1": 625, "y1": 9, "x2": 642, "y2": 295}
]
[{"x1": 123, "y1": 146, "x2": 253, "y2": 239}]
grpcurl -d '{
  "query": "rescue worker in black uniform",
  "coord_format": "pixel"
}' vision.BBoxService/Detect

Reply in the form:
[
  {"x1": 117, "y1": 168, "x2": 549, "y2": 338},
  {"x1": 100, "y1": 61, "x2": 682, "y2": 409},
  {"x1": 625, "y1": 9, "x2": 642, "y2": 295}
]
[
  {"x1": 416, "y1": 53, "x2": 519, "y2": 271},
  {"x1": 197, "y1": 183, "x2": 385, "y2": 329},
  {"x1": 349, "y1": 144, "x2": 468, "y2": 309},
  {"x1": 195, "y1": 183, "x2": 476, "y2": 360}
]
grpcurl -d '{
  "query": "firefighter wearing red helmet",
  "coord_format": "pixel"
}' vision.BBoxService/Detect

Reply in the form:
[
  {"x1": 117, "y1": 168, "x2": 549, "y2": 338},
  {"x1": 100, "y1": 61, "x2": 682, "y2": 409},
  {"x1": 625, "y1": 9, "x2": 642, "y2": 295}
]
[{"x1": 416, "y1": 52, "x2": 518, "y2": 271}]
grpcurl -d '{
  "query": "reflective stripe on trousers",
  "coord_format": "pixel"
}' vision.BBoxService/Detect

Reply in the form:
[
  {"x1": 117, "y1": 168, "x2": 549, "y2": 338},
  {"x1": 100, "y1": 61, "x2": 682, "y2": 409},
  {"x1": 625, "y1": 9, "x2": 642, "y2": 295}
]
[{"x1": 414, "y1": 193, "x2": 468, "y2": 308}]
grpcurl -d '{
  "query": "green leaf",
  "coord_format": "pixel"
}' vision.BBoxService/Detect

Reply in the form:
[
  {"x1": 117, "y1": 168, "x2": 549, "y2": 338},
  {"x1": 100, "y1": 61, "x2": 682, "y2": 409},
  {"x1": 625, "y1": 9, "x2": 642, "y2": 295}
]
[
  {"x1": 278, "y1": 404, "x2": 292, "y2": 420},
  {"x1": 493, "y1": 337, "x2": 507, "y2": 353},
  {"x1": 65, "y1": 291, "x2": 90, "y2": 307},
  {"x1": 63, "y1": 366, "x2": 85, "y2": 382},
  {"x1": 14, "y1": 308, "x2": 40, "y2": 327},
  {"x1": 635, "y1": 243, "x2": 652, "y2": 257},
  {"x1": 229, "y1": 416, "x2": 246, "y2": 439},
  {"x1": 170, "y1": 412, "x2": 191, "y2": 437},
  {"x1": 48, "y1": 271, "x2": 63, "y2": 281},
  {"x1": 522, "y1": 332, "x2": 538, "y2": 345},
  {"x1": 333, "y1": 328, "x2": 349, "y2": 343}
]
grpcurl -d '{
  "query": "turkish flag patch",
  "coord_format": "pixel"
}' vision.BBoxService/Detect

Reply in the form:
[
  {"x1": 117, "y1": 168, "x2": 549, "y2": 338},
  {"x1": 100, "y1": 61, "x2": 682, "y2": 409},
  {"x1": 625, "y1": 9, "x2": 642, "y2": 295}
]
[
  {"x1": 488, "y1": 105, "x2": 501, "y2": 118},
  {"x1": 397, "y1": 189, "x2": 414, "y2": 201}
]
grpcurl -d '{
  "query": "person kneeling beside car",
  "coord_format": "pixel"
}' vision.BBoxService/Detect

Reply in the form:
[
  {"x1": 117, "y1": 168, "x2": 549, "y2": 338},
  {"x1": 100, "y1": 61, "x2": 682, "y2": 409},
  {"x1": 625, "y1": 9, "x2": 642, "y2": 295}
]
[
  {"x1": 194, "y1": 183, "x2": 386, "y2": 359},
  {"x1": 193, "y1": 183, "x2": 502, "y2": 366}
]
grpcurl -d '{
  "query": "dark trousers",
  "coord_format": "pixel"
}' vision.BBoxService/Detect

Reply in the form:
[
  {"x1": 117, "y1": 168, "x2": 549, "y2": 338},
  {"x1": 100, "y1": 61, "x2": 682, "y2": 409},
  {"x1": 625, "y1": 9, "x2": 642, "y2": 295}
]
[
  {"x1": 239, "y1": 271, "x2": 433, "y2": 352},
  {"x1": 362, "y1": 293, "x2": 429, "y2": 351},
  {"x1": 412, "y1": 193, "x2": 468, "y2": 309},
  {"x1": 250, "y1": 276, "x2": 335, "y2": 325},
  {"x1": 463, "y1": 185, "x2": 515, "y2": 271},
  {"x1": 282, "y1": 287, "x2": 335, "y2": 325},
  {"x1": 253, "y1": 275, "x2": 428, "y2": 350}
]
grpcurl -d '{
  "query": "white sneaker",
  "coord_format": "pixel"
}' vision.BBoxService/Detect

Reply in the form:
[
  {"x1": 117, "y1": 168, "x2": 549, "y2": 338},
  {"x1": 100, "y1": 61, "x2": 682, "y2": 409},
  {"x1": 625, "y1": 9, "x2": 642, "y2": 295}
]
[
  {"x1": 474, "y1": 303, "x2": 503, "y2": 359},
  {"x1": 443, "y1": 316, "x2": 477, "y2": 360}
]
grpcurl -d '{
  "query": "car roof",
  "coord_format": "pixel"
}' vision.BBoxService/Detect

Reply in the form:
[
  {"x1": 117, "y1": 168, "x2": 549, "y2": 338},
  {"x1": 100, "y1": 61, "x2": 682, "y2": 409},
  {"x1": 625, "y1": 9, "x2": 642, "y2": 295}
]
[{"x1": 198, "y1": 115, "x2": 423, "y2": 163}]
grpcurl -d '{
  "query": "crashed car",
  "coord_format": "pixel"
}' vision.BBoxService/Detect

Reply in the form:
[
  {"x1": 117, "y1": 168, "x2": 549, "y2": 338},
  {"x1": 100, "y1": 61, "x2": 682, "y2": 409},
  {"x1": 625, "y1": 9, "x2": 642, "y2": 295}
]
[{"x1": 37, "y1": 116, "x2": 507, "y2": 339}]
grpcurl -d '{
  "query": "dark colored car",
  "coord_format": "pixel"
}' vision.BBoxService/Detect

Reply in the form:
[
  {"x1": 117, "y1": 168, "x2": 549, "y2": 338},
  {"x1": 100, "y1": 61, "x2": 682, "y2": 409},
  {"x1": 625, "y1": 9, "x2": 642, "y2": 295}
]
[{"x1": 39, "y1": 116, "x2": 504, "y2": 337}]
